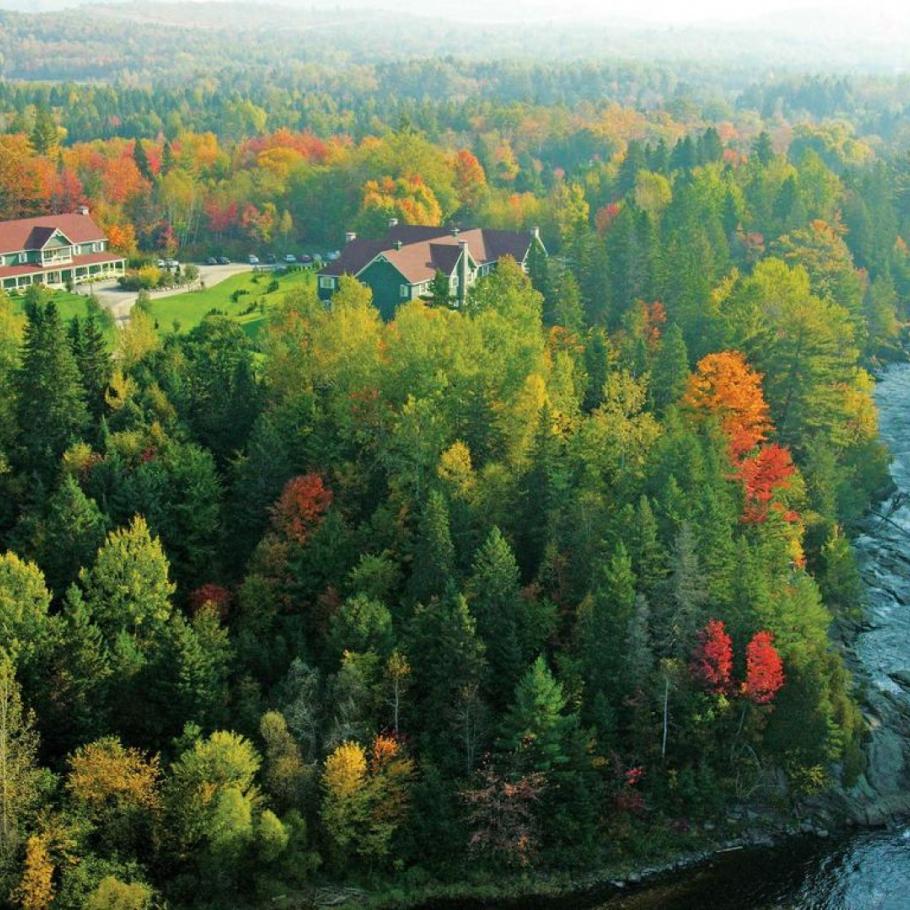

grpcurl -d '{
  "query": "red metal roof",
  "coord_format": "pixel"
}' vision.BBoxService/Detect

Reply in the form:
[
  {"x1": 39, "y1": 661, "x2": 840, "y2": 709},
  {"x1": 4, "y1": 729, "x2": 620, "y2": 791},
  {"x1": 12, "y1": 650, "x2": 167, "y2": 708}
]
[
  {"x1": 321, "y1": 226, "x2": 536, "y2": 282},
  {"x1": 0, "y1": 212, "x2": 107, "y2": 254}
]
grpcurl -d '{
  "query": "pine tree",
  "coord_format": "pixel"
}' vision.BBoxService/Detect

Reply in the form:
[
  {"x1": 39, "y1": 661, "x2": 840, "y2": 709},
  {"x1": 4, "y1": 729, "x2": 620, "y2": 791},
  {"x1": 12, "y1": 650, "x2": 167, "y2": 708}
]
[
  {"x1": 649, "y1": 323, "x2": 689, "y2": 413},
  {"x1": 161, "y1": 139, "x2": 176, "y2": 175},
  {"x1": 36, "y1": 587, "x2": 110, "y2": 756},
  {"x1": 29, "y1": 106, "x2": 58, "y2": 154},
  {"x1": 469, "y1": 528, "x2": 529, "y2": 709},
  {"x1": 406, "y1": 588, "x2": 487, "y2": 770},
  {"x1": 74, "y1": 308, "x2": 112, "y2": 420},
  {"x1": 752, "y1": 131, "x2": 774, "y2": 166},
  {"x1": 408, "y1": 490, "x2": 456, "y2": 604},
  {"x1": 662, "y1": 522, "x2": 707, "y2": 659},
  {"x1": 578, "y1": 542, "x2": 637, "y2": 713},
  {"x1": 30, "y1": 474, "x2": 108, "y2": 596},
  {"x1": 133, "y1": 138, "x2": 153, "y2": 181},
  {"x1": 15, "y1": 295, "x2": 89, "y2": 481},
  {"x1": 631, "y1": 495, "x2": 667, "y2": 603},
  {"x1": 498, "y1": 656, "x2": 574, "y2": 773}
]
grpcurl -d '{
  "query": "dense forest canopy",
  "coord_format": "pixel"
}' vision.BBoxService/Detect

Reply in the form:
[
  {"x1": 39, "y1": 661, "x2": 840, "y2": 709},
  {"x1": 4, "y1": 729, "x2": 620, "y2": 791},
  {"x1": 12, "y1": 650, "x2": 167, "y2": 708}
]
[{"x1": 0, "y1": 5, "x2": 908, "y2": 908}]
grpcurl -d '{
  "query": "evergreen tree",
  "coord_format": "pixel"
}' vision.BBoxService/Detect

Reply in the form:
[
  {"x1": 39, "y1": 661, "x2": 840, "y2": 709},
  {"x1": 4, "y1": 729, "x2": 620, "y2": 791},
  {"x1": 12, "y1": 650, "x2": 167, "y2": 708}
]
[
  {"x1": 15, "y1": 295, "x2": 89, "y2": 481},
  {"x1": 661, "y1": 522, "x2": 707, "y2": 659},
  {"x1": 36, "y1": 587, "x2": 110, "y2": 756},
  {"x1": 578, "y1": 542, "x2": 637, "y2": 714},
  {"x1": 631, "y1": 495, "x2": 667, "y2": 603},
  {"x1": 752, "y1": 131, "x2": 774, "y2": 166},
  {"x1": 408, "y1": 489, "x2": 456, "y2": 604},
  {"x1": 428, "y1": 269, "x2": 451, "y2": 308},
  {"x1": 27, "y1": 473, "x2": 108, "y2": 597},
  {"x1": 133, "y1": 138, "x2": 153, "y2": 181},
  {"x1": 29, "y1": 105, "x2": 58, "y2": 154},
  {"x1": 469, "y1": 527, "x2": 533, "y2": 709},
  {"x1": 74, "y1": 308, "x2": 112, "y2": 420},
  {"x1": 650, "y1": 323, "x2": 689, "y2": 413},
  {"x1": 498, "y1": 656, "x2": 574, "y2": 773},
  {"x1": 406, "y1": 588, "x2": 487, "y2": 771}
]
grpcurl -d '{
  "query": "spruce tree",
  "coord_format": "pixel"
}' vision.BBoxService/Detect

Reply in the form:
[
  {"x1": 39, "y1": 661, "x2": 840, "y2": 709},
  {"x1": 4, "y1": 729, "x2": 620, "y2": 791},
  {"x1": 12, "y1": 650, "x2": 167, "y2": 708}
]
[
  {"x1": 498, "y1": 656, "x2": 573, "y2": 773},
  {"x1": 133, "y1": 138, "x2": 153, "y2": 181},
  {"x1": 75, "y1": 308, "x2": 112, "y2": 420},
  {"x1": 15, "y1": 295, "x2": 89, "y2": 482},
  {"x1": 650, "y1": 323, "x2": 689, "y2": 413},
  {"x1": 30, "y1": 474, "x2": 108, "y2": 597},
  {"x1": 578, "y1": 542, "x2": 636, "y2": 713},
  {"x1": 408, "y1": 489, "x2": 455, "y2": 604},
  {"x1": 469, "y1": 527, "x2": 528, "y2": 709},
  {"x1": 29, "y1": 105, "x2": 58, "y2": 154}
]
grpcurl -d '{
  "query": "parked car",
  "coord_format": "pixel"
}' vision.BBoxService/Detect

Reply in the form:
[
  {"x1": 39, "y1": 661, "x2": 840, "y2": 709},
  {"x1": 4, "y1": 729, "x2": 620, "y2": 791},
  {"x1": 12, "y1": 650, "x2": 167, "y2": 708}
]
[
  {"x1": 156, "y1": 259, "x2": 166, "y2": 268},
  {"x1": 217, "y1": 256, "x2": 231, "y2": 265},
  {"x1": 165, "y1": 259, "x2": 179, "y2": 269},
  {"x1": 205, "y1": 257, "x2": 218, "y2": 265},
  {"x1": 248, "y1": 255, "x2": 260, "y2": 265},
  {"x1": 265, "y1": 253, "x2": 277, "y2": 264},
  {"x1": 298, "y1": 254, "x2": 313, "y2": 264},
  {"x1": 284, "y1": 254, "x2": 297, "y2": 263},
  {"x1": 326, "y1": 250, "x2": 341, "y2": 261}
]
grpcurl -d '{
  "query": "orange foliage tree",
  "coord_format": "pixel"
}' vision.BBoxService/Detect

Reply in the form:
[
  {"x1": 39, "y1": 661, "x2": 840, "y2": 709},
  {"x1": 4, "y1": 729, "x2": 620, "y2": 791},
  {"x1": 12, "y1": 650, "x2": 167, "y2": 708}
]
[{"x1": 683, "y1": 351, "x2": 771, "y2": 459}]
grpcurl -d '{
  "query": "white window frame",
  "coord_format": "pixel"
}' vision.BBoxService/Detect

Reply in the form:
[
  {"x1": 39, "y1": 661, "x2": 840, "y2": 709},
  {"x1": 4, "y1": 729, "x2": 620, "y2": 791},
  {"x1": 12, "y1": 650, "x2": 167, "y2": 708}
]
[
  {"x1": 400, "y1": 284, "x2": 410, "y2": 299},
  {"x1": 17, "y1": 252, "x2": 26, "y2": 263},
  {"x1": 319, "y1": 276, "x2": 336, "y2": 290}
]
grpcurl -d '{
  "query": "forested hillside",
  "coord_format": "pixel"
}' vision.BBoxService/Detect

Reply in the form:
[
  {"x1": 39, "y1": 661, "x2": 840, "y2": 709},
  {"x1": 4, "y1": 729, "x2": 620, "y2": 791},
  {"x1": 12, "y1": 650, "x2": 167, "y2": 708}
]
[{"x1": 0, "y1": 8, "x2": 909, "y2": 908}]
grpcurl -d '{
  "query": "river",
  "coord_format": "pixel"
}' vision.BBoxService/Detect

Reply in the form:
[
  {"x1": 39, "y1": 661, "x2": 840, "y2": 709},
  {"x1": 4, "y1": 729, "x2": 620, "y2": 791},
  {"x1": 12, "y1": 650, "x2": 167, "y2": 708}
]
[{"x1": 588, "y1": 361, "x2": 910, "y2": 909}]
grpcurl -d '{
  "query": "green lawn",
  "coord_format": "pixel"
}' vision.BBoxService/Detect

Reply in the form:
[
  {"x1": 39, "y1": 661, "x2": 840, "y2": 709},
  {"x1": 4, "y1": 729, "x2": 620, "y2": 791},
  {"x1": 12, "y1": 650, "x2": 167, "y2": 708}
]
[
  {"x1": 9, "y1": 289, "x2": 117, "y2": 346},
  {"x1": 145, "y1": 268, "x2": 315, "y2": 337}
]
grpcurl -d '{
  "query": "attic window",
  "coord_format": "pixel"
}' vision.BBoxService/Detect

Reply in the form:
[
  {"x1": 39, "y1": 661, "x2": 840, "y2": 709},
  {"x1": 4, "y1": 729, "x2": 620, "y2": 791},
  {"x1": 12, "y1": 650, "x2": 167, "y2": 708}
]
[
  {"x1": 319, "y1": 276, "x2": 336, "y2": 289},
  {"x1": 17, "y1": 252, "x2": 26, "y2": 264},
  {"x1": 400, "y1": 284, "x2": 410, "y2": 299}
]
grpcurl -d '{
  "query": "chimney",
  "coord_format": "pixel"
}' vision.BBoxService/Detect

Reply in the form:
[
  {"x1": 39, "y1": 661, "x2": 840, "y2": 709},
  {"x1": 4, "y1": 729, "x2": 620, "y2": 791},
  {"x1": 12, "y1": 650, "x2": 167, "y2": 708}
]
[
  {"x1": 531, "y1": 225, "x2": 540, "y2": 241},
  {"x1": 394, "y1": 240, "x2": 403, "y2": 251},
  {"x1": 451, "y1": 226, "x2": 460, "y2": 237},
  {"x1": 457, "y1": 239, "x2": 469, "y2": 309},
  {"x1": 388, "y1": 217, "x2": 399, "y2": 229},
  {"x1": 345, "y1": 231, "x2": 357, "y2": 244},
  {"x1": 77, "y1": 205, "x2": 90, "y2": 216}
]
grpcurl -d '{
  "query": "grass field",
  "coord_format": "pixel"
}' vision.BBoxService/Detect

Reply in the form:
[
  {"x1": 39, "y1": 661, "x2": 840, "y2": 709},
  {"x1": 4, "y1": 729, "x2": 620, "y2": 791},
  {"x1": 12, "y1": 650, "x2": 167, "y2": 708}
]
[
  {"x1": 9, "y1": 288, "x2": 118, "y2": 345},
  {"x1": 144, "y1": 268, "x2": 315, "y2": 337}
]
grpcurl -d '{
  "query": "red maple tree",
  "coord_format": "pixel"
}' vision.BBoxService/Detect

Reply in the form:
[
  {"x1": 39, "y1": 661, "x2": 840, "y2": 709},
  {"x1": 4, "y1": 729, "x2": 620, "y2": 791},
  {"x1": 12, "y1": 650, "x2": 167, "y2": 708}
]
[
  {"x1": 743, "y1": 631, "x2": 785, "y2": 704},
  {"x1": 691, "y1": 619, "x2": 734, "y2": 694},
  {"x1": 738, "y1": 443, "x2": 796, "y2": 523},
  {"x1": 271, "y1": 474, "x2": 333, "y2": 546}
]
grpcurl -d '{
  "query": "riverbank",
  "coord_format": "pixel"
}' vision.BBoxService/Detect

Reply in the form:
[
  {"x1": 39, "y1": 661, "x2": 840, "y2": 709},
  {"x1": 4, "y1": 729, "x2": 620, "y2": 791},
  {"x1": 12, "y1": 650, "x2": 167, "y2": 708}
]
[{"x1": 315, "y1": 361, "x2": 910, "y2": 910}]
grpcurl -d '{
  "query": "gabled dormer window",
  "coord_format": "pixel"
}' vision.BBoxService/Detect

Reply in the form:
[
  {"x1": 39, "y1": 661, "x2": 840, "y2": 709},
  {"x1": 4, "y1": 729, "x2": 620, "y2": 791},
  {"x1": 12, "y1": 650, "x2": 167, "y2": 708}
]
[{"x1": 17, "y1": 252, "x2": 26, "y2": 264}]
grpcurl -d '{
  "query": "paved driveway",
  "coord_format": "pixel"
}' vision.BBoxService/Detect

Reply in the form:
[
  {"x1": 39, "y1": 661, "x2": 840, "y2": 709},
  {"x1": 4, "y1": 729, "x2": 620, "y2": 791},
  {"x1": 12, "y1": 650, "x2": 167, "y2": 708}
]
[{"x1": 79, "y1": 263, "x2": 254, "y2": 325}]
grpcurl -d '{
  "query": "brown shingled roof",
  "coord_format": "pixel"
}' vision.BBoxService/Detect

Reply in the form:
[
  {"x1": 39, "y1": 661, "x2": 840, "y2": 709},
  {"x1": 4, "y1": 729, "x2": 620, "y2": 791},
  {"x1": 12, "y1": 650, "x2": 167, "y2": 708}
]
[
  {"x1": 0, "y1": 212, "x2": 106, "y2": 254},
  {"x1": 321, "y1": 226, "x2": 535, "y2": 284}
]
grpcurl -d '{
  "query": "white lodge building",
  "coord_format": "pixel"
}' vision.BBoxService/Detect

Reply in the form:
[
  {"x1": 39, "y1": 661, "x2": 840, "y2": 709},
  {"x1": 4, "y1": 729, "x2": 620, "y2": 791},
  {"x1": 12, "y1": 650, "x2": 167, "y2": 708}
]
[{"x1": 0, "y1": 207, "x2": 126, "y2": 292}]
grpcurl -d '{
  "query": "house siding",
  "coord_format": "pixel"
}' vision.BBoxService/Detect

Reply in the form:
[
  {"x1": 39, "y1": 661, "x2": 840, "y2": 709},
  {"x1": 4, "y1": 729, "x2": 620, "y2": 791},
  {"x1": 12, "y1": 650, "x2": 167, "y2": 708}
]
[{"x1": 355, "y1": 258, "x2": 412, "y2": 321}]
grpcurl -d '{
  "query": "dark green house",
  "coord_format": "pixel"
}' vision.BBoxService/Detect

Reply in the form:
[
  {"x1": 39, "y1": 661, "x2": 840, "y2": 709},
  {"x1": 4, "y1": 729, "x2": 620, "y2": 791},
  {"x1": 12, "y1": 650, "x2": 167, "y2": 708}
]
[{"x1": 317, "y1": 222, "x2": 546, "y2": 319}]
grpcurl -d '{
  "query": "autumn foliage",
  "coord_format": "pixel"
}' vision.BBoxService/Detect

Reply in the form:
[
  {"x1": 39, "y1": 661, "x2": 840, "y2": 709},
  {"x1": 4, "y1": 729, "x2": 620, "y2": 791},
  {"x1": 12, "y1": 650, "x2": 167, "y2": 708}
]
[
  {"x1": 684, "y1": 351, "x2": 771, "y2": 459},
  {"x1": 690, "y1": 619, "x2": 733, "y2": 694},
  {"x1": 692, "y1": 621, "x2": 785, "y2": 705},
  {"x1": 270, "y1": 474, "x2": 333, "y2": 546},
  {"x1": 462, "y1": 766, "x2": 546, "y2": 867},
  {"x1": 743, "y1": 631, "x2": 785, "y2": 704}
]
